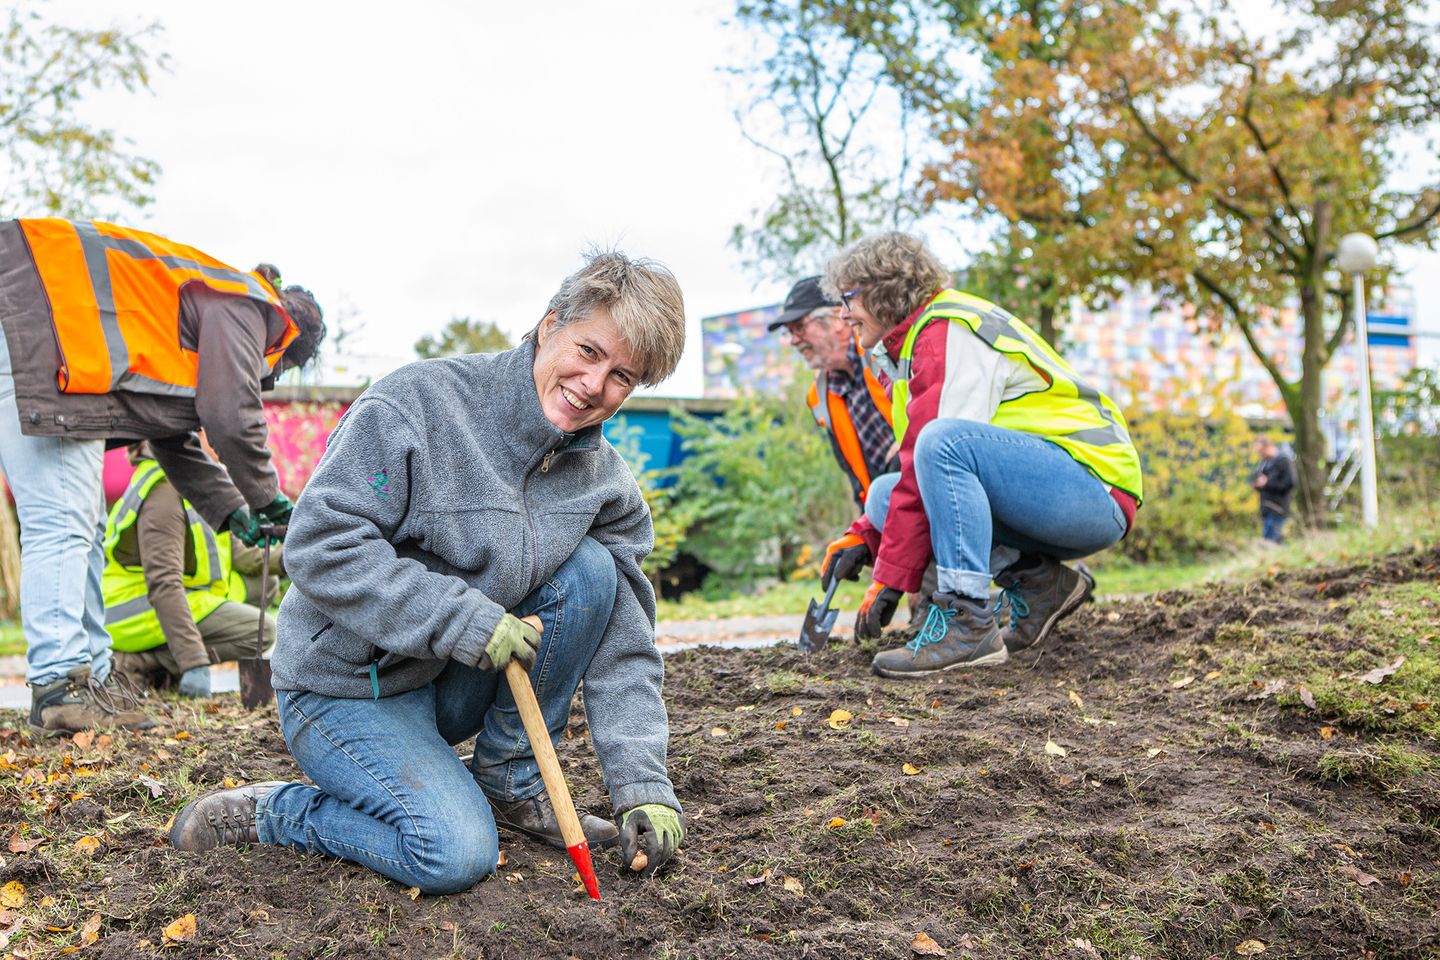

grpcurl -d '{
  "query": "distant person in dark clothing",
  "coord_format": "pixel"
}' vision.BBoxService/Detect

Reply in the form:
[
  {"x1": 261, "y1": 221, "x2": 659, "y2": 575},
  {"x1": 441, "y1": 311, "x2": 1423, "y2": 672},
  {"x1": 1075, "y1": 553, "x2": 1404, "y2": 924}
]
[{"x1": 1251, "y1": 435, "x2": 1296, "y2": 544}]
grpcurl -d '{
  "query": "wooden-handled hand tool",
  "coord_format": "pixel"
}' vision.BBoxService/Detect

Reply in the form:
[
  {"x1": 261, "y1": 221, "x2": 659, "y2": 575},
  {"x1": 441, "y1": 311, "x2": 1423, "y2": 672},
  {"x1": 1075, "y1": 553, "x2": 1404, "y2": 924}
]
[{"x1": 507, "y1": 615, "x2": 600, "y2": 901}]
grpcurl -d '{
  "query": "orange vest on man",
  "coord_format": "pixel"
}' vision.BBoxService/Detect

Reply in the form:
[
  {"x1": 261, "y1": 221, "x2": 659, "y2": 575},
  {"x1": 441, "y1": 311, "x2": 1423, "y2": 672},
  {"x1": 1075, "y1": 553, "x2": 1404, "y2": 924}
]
[
  {"x1": 806, "y1": 349, "x2": 893, "y2": 505},
  {"x1": 17, "y1": 219, "x2": 297, "y2": 398}
]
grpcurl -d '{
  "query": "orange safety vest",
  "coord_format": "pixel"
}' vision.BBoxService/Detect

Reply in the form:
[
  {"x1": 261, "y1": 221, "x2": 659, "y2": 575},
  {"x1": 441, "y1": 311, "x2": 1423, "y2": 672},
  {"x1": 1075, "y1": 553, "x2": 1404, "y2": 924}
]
[
  {"x1": 18, "y1": 218, "x2": 298, "y2": 397},
  {"x1": 805, "y1": 339, "x2": 893, "y2": 504}
]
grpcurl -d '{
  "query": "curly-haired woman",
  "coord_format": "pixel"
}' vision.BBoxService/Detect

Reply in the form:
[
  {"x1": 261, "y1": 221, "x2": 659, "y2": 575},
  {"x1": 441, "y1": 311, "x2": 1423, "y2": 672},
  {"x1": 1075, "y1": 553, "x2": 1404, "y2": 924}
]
[{"x1": 818, "y1": 232, "x2": 1143, "y2": 678}]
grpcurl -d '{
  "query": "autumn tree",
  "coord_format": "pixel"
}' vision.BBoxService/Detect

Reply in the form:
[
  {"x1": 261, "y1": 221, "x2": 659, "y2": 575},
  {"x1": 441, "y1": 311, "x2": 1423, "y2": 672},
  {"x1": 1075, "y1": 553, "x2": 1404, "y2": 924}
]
[
  {"x1": 414, "y1": 317, "x2": 513, "y2": 359},
  {"x1": 728, "y1": 0, "x2": 929, "y2": 283},
  {"x1": 0, "y1": 6, "x2": 167, "y2": 217},
  {"x1": 1084, "y1": 0, "x2": 1440, "y2": 524}
]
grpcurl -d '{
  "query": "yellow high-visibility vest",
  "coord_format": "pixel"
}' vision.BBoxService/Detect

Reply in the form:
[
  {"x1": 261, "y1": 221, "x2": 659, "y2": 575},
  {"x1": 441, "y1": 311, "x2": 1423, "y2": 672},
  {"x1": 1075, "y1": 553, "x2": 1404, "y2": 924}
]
[
  {"x1": 102, "y1": 460, "x2": 232, "y2": 652},
  {"x1": 891, "y1": 289, "x2": 1144, "y2": 501}
]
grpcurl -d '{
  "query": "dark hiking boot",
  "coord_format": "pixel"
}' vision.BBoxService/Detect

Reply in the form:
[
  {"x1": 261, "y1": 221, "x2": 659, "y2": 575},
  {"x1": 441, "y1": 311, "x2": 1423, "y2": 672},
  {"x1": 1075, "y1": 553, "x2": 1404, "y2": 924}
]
[
  {"x1": 994, "y1": 556, "x2": 1095, "y2": 653},
  {"x1": 905, "y1": 563, "x2": 940, "y2": 632},
  {"x1": 169, "y1": 782, "x2": 287, "y2": 850},
  {"x1": 871, "y1": 592, "x2": 1008, "y2": 678},
  {"x1": 489, "y1": 792, "x2": 619, "y2": 850},
  {"x1": 28, "y1": 666, "x2": 156, "y2": 737}
]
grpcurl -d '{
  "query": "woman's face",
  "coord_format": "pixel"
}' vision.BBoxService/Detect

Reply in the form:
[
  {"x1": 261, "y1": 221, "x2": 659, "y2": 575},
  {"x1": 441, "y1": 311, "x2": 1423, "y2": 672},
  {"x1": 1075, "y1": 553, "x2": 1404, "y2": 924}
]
[
  {"x1": 533, "y1": 310, "x2": 640, "y2": 432},
  {"x1": 840, "y1": 288, "x2": 889, "y2": 350}
]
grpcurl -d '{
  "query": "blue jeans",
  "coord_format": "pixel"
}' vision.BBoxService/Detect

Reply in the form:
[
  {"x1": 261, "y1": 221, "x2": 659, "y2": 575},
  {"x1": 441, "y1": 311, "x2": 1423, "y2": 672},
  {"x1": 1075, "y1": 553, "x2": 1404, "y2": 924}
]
[
  {"x1": 865, "y1": 420, "x2": 1127, "y2": 600},
  {"x1": 0, "y1": 334, "x2": 111, "y2": 686},
  {"x1": 1261, "y1": 512, "x2": 1286, "y2": 543},
  {"x1": 257, "y1": 536, "x2": 618, "y2": 894}
]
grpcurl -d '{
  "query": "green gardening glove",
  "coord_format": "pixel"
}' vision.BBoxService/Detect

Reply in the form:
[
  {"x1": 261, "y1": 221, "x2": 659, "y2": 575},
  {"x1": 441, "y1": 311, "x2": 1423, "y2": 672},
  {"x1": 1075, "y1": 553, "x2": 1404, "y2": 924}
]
[
  {"x1": 254, "y1": 493, "x2": 294, "y2": 527},
  {"x1": 227, "y1": 508, "x2": 263, "y2": 547},
  {"x1": 476, "y1": 614, "x2": 541, "y2": 672},
  {"x1": 619, "y1": 804, "x2": 684, "y2": 877}
]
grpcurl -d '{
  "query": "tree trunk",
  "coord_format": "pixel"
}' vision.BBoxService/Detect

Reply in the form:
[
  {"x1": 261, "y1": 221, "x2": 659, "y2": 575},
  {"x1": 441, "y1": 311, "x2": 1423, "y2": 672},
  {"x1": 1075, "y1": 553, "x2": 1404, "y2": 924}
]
[
  {"x1": 1036, "y1": 302, "x2": 1057, "y2": 347},
  {"x1": 1291, "y1": 201, "x2": 1333, "y2": 529}
]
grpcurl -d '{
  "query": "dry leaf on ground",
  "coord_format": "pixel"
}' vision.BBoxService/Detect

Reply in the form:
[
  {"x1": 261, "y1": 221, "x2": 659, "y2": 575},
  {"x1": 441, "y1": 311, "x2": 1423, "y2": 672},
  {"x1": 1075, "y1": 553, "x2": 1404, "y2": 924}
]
[
  {"x1": 782, "y1": 876, "x2": 804, "y2": 895},
  {"x1": 71, "y1": 730, "x2": 94, "y2": 751},
  {"x1": 911, "y1": 931, "x2": 947, "y2": 956},
  {"x1": 827, "y1": 709, "x2": 854, "y2": 730},
  {"x1": 1044, "y1": 739, "x2": 1068, "y2": 757},
  {"x1": 161, "y1": 913, "x2": 197, "y2": 945},
  {"x1": 74, "y1": 835, "x2": 103, "y2": 857},
  {"x1": 1298, "y1": 686, "x2": 1317, "y2": 710},
  {"x1": 1358, "y1": 657, "x2": 1404, "y2": 685},
  {"x1": 7, "y1": 834, "x2": 42, "y2": 854},
  {"x1": 902, "y1": 763, "x2": 922, "y2": 775},
  {"x1": 1170, "y1": 676, "x2": 1195, "y2": 690},
  {"x1": 136, "y1": 775, "x2": 166, "y2": 799},
  {"x1": 827, "y1": 817, "x2": 847, "y2": 829},
  {"x1": 743, "y1": 869, "x2": 772, "y2": 887},
  {"x1": 406, "y1": 886, "x2": 421, "y2": 900},
  {"x1": 1338, "y1": 864, "x2": 1382, "y2": 887},
  {"x1": 1245, "y1": 679, "x2": 1286, "y2": 701},
  {"x1": 79, "y1": 913, "x2": 102, "y2": 946},
  {"x1": 1068, "y1": 690, "x2": 1084, "y2": 709},
  {"x1": 710, "y1": 727, "x2": 729, "y2": 738},
  {"x1": 0, "y1": 882, "x2": 23, "y2": 909},
  {"x1": 1235, "y1": 939, "x2": 1266, "y2": 955}
]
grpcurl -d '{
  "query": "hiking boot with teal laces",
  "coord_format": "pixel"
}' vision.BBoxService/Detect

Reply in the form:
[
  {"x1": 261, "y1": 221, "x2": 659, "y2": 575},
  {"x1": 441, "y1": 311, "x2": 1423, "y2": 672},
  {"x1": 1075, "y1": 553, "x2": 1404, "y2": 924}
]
[
  {"x1": 994, "y1": 556, "x2": 1095, "y2": 653},
  {"x1": 871, "y1": 592, "x2": 1008, "y2": 678}
]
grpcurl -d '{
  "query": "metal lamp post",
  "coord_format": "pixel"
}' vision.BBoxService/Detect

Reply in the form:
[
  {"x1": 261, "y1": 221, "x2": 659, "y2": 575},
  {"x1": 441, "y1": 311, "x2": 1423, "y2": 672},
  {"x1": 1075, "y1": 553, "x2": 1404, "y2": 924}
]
[{"x1": 1336, "y1": 232, "x2": 1380, "y2": 528}]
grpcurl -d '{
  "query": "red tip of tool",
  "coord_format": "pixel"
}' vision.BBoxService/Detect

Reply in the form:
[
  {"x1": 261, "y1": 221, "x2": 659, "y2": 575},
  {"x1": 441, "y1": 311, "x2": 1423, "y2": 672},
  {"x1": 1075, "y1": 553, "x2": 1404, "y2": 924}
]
[{"x1": 567, "y1": 840, "x2": 601, "y2": 901}]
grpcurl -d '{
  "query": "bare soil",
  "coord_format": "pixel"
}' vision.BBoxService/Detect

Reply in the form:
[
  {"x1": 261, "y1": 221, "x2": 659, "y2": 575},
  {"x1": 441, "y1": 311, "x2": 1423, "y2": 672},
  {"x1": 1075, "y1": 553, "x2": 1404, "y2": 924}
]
[{"x1": 3, "y1": 546, "x2": 1438, "y2": 959}]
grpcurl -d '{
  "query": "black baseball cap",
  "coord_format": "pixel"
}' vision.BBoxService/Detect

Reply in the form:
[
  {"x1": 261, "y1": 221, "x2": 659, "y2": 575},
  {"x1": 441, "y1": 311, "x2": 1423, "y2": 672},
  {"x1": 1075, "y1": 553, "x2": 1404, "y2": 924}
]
[{"x1": 766, "y1": 276, "x2": 839, "y2": 331}]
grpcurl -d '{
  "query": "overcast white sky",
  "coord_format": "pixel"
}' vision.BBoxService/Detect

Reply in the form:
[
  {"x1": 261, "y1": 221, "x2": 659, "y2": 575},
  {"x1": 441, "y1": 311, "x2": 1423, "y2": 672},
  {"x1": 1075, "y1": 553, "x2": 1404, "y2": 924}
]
[{"x1": 32, "y1": 1, "x2": 1440, "y2": 395}]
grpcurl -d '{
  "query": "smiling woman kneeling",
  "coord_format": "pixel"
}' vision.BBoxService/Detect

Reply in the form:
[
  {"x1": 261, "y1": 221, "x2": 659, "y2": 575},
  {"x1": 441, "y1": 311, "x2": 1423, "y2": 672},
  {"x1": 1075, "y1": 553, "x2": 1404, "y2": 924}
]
[{"x1": 168, "y1": 251, "x2": 687, "y2": 893}]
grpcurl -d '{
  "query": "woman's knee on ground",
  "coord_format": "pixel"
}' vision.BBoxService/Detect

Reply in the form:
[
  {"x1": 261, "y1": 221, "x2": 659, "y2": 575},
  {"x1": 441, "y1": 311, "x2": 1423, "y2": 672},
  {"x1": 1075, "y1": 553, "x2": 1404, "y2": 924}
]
[{"x1": 398, "y1": 814, "x2": 499, "y2": 895}]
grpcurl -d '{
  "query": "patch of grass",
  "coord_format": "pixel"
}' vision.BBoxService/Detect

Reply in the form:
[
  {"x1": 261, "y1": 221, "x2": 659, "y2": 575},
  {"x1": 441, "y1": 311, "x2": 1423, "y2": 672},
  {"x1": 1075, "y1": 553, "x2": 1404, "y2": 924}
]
[
  {"x1": 1315, "y1": 742, "x2": 1438, "y2": 787},
  {"x1": 1088, "y1": 501, "x2": 1440, "y2": 598},
  {"x1": 764, "y1": 670, "x2": 805, "y2": 696},
  {"x1": 0, "y1": 619, "x2": 24, "y2": 657},
  {"x1": 656, "y1": 578, "x2": 867, "y2": 621}
]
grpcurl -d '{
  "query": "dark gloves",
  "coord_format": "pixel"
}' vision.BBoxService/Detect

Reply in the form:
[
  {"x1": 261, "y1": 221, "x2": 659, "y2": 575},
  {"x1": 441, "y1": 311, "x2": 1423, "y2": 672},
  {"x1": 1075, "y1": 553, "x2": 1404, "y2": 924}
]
[
  {"x1": 855, "y1": 581, "x2": 903, "y2": 640},
  {"x1": 619, "y1": 804, "x2": 684, "y2": 877},
  {"x1": 227, "y1": 508, "x2": 263, "y2": 547},
  {"x1": 477, "y1": 614, "x2": 541, "y2": 672},
  {"x1": 821, "y1": 532, "x2": 871, "y2": 589},
  {"x1": 178, "y1": 665, "x2": 212, "y2": 698},
  {"x1": 255, "y1": 494, "x2": 293, "y2": 527}
]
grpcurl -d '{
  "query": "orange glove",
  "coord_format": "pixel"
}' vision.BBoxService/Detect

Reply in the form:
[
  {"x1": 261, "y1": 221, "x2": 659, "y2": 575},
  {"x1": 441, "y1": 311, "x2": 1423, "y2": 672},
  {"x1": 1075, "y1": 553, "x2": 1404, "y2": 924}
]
[
  {"x1": 821, "y1": 532, "x2": 871, "y2": 589},
  {"x1": 855, "y1": 580, "x2": 903, "y2": 640}
]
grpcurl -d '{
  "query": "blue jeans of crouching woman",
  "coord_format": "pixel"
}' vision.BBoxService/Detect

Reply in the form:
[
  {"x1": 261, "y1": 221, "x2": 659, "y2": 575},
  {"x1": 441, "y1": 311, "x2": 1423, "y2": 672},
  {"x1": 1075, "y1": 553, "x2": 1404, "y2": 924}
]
[
  {"x1": 255, "y1": 536, "x2": 617, "y2": 894},
  {"x1": 865, "y1": 420, "x2": 1128, "y2": 601}
]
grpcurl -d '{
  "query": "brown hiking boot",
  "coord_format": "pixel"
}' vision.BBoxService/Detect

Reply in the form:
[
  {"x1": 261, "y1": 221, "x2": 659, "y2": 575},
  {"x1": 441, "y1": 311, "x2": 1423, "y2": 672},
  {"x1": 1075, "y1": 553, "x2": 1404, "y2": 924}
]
[
  {"x1": 994, "y1": 556, "x2": 1095, "y2": 652},
  {"x1": 28, "y1": 666, "x2": 156, "y2": 737},
  {"x1": 169, "y1": 782, "x2": 287, "y2": 851},
  {"x1": 871, "y1": 592, "x2": 1008, "y2": 678},
  {"x1": 489, "y1": 792, "x2": 619, "y2": 850}
]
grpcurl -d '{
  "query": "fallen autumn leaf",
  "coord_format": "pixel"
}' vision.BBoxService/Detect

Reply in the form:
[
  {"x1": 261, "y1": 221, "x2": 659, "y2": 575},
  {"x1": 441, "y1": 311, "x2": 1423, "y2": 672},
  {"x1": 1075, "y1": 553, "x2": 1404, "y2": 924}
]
[
  {"x1": 911, "y1": 931, "x2": 947, "y2": 956},
  {"x1": 827, "y1": 709, "x2": 854, "y2": 730},
  {"x1": 161, "y1": 913, "x2": 197, "y2": 946}
]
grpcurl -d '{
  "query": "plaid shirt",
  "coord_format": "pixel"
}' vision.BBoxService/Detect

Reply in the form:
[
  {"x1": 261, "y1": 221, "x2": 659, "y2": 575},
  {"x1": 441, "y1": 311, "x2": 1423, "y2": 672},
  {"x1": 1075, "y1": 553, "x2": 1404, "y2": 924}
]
[{"x1": 824, "y1": 340, "x2": 896, "y2": 484}]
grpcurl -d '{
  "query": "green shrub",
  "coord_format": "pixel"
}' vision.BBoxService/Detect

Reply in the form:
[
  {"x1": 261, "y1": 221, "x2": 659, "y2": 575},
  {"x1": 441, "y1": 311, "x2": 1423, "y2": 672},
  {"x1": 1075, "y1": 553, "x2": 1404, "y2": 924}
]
[
  {"x1": 664, "y1": 380, "x2": 855, "y2": 586},
  {"x1": 1118, "y1": 375, "x2": 1257, "y2": 562}
]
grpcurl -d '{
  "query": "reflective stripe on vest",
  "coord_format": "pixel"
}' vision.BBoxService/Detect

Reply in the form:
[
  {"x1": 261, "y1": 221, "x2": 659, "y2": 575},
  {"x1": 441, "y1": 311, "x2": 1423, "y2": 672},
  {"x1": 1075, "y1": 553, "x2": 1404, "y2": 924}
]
[
  {"x1": 892, "y1": 290, "x2": 1144, "y2": 502},
  {"x1": 18, "y1": 218, "x2": 298, "y2": 397},
  {"x1": 102, "y1": 461, "x2": 232, "y2": 652}
]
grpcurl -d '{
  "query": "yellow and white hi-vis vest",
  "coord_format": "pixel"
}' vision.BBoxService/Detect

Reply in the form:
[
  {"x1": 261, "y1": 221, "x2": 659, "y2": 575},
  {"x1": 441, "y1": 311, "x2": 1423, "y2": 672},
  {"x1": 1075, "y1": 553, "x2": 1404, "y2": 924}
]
[
  {"x1": 102, "y1": 460, "x2": 233, "y2": 653},
  {"x1": 892, "y1": 289, "x2": 1144, "y2": 502}
]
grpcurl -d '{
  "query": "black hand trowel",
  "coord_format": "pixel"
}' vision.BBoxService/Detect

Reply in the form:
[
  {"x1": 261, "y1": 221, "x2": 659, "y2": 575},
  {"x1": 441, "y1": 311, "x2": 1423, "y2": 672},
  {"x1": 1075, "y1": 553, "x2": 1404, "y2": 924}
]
[
  {"x1": 797, "y1": 576, "x2": 841, "y2": 654},
  {"x1": 238, "y1": 523, "x2": 283, "y2": 709}
]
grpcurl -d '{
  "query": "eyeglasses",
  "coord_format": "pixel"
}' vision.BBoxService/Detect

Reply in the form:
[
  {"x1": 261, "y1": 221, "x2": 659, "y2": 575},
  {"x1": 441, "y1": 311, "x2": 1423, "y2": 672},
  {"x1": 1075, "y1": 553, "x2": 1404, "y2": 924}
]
[
  {"x1": 782, "y1": 315, "x2": 823, "y2": 339},
  {"x1": 840, "y1": 286, "x2": 865, "y2": 311}
]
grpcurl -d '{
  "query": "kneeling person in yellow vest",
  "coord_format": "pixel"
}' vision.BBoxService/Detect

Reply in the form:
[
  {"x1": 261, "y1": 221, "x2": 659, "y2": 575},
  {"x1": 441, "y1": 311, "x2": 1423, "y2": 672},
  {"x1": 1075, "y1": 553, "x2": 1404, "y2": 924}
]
[{"x1": 104, "y1": 444, "x2": 277, "y2": 697}]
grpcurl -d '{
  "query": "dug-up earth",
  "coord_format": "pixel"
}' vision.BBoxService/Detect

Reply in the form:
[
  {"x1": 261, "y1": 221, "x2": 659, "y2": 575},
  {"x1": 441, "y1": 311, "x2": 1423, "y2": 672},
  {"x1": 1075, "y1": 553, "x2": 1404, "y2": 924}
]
[{"x1": 3, "y1": 546, "x2": 1439, "y2": 960}]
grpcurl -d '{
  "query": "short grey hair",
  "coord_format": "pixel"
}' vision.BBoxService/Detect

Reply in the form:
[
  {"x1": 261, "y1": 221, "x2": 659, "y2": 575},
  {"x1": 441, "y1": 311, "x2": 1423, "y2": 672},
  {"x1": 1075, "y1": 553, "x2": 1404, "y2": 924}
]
[{"x1": 529, "y1": 249, "x2": 686, "y2": 386}]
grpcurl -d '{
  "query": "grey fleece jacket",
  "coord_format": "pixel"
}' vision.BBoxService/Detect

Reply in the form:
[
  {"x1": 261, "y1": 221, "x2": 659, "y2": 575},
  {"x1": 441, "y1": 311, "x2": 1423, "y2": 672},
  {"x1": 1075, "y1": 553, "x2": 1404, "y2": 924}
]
[{"x1": 270, "y1": 340, "x2": 679, "y2": 815}]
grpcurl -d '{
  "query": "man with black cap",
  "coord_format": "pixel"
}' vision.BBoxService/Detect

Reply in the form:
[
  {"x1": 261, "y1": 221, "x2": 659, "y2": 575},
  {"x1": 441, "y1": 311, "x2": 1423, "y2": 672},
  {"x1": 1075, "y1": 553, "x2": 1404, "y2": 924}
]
[{"x1": 769, "y1": 276, "x2": 897, "y2": 512}]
